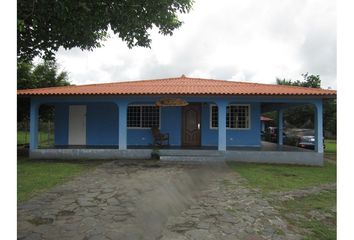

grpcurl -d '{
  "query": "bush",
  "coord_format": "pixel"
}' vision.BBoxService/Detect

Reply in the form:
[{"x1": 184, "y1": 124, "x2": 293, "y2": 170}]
[{"x1": 284, "y1": 136, "x2": 299, "y2": 146}]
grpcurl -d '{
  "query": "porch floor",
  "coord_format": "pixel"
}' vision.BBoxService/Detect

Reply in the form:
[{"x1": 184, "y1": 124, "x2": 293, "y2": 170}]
[
  {"x1": 230, "y1": 141, "x2": 313, "y2": 152},
  {"x1": 32, "y1": 141, "x2": 321, "y2": 165},
  {"x1": 48, "y1": 141, "x2": 312, "y2": 152}
]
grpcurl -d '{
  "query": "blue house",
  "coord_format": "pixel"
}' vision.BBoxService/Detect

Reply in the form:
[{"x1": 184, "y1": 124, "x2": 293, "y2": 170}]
[{"x1": 18, "y1": 76, "x2": 336, "y2": 165}]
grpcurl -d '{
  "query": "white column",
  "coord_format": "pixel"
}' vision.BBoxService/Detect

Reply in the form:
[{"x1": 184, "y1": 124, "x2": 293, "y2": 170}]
[
  {"x1": 278, "y1": 109, "x2": 284, "y2": 145},
  {"x1": 315, "y1": 101, "x2": 324, "y2": 153},
  {"x1": 29, "y1": 100, "x2": 39, "y2": 150},
  {"x1": 118, "y1": 102, "x2": 128, "y2": 150},
  {"x1": 217, "y1": 101, "x2": 227, "y2": 151}
]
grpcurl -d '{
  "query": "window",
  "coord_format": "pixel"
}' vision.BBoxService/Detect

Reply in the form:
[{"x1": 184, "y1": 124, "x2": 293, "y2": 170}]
[
  {"x1": 127, "y1": 105, "x2": 160, "y2": 128},
  {"x1": 210, "y1": 104, "x2": 250, "y2": 129},
  {"x1": 211, "y1": 105, "x2": 219, "y2": 128},
  {"x1": 127, "y1": 106, "x2": 141, "y2": 128}
]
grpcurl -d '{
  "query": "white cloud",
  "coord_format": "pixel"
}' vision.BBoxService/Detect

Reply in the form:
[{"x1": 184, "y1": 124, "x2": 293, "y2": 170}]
[{"x1": 56, "y1": 0, "x2": 336, "y2": 89}]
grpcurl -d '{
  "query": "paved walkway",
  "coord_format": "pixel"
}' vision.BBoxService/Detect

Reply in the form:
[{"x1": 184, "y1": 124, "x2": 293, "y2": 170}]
[{"x1": 18, "y1": 161, "x2": 303, "y2": 240}]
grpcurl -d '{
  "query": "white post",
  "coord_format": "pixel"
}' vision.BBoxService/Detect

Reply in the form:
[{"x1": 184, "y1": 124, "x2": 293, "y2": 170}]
[
  {"x1": 217, "y1": 101, "x2": 227, "y2": 151},
  {"x1": 29, "y1": 101, "x2": 39, "y2": 150},
  {"x1": 278, "y1": 109, "x2": 284, "y2": 145},
  {"x1": 315, "y1": 101, "x2": 324, "y2": 153},
  {"x1": 118, "y1": 102, "x2": 128, "y2": 150}
]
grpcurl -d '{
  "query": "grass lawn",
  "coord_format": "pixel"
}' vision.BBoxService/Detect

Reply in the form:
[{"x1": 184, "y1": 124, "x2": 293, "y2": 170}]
[
  {"x1": 228, "y1": 161, "x2": 336, "y2": 193},
  {"x1": 276, "y1": 190, "x2": 336, "y2": 240},
  {"x1": 325, "y1": 139, "x2": 336, "y2": 154},
  {"x1": 228, "y1": 161, "x2": 336, "y2": 239},
  {"x1": 325, "y1": 139, "x2": 337, "y2": 161},
  {"x1": 18, "y1": 158, "x2": 101, "y2": 202},
  {"x1": 17, "y1": 131, "x2": 54, "y2": 147}
]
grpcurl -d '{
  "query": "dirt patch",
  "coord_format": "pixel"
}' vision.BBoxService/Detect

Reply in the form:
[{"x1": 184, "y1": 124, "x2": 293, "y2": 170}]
[
  {"x1": 56, "y1": 210, "x2": 75, "y2": 217},
  {"x1": 28, "y1": 217, "x2": 53, "y2": 226}
]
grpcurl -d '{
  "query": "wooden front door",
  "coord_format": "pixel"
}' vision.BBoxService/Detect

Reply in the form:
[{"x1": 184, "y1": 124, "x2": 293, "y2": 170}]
[{"x1": 182, "y1": 104, "x2": 201, "y2": 147}]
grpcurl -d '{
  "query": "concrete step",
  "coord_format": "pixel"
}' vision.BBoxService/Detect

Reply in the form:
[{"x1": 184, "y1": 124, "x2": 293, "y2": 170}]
[
  {"x1": 159, "y1": 155, "x2": 225, "y2": 163},
  {"x1": 159, "y1": 149, "x2": 223, "y2": 156}
]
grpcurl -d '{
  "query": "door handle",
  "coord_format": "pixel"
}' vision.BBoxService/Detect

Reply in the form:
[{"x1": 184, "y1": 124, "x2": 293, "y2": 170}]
[{"x1": 198, "y1": 123, "x2": 200, "y2": 130}]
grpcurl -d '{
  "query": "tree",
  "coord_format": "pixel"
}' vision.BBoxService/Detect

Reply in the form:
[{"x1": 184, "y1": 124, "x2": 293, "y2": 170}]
[
  {"x1": 323, "y1": 99, "x2": 337, "y2": 137},
  {"x1": 17, "y1": 60, "x2": 71, "y2": 123},
  {"x1": 18, "y1": 0, "x2": 193, "y2": 61},
  {"x1": 18, "y1": 61, "x2": 70, "y2": 89},
  {"x1": 275, "y1": 73, "x2": 336, "y2": 138},
  {"x1": 276, "y1": 73, "x2": 321, "y2": 88},
  {"x1": 17, "y1": 61, "x2": 34, "y2": 90}
]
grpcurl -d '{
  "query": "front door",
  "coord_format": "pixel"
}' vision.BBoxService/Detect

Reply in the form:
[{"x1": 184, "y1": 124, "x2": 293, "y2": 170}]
[
  {"x1": 68, "y1": 105, "x2": 86, "y2": 145},
  {"x1": 182, "y1": 103, "x2": 201, "y2": 147}
]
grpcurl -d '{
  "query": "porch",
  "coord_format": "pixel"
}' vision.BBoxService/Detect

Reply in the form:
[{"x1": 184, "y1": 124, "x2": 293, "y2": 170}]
[
  {"x1": 30, "y1": 141, "x2": 322, "y2": 166},
  {"x1": 27, "y1": 95, "x2": 325, "y2": 166},
  {"x1": 37, "y1": 141, "x2": 312, "y2": 151}
]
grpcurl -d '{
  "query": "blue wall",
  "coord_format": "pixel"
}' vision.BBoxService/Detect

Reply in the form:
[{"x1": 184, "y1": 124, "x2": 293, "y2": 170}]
[
  {"x1": 161, "y1": 106, "x2": 182, "y2": 146},
  {"x1": 201, "y1": 103, "x2": 261, "y2": 147},
  {"x1": 115, "y1": 106, "x2": 182, "y2": 146},
  {"x1": 54, "y1": 104, "x2": 69, "y2": 145},
  {"x1": 54, "y1": 103, "x2": 119, "y2": 146},
  {"x1": 54, "y1": 102, "x2": 261, "y2": 147},
  {"x1": 86, "y1": 103, "x2": 118, "y2": 145}
]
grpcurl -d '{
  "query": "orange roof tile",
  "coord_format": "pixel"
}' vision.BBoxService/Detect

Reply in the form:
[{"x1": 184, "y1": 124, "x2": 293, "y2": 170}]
[{"x1": 17, "y1": 76, "x2": 337, "y2": 97}]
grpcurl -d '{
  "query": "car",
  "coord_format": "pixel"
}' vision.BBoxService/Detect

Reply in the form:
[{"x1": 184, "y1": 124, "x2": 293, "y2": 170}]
[
  {"x1": 263, "y1": 127, "x2": 287, "y2": 142},
  {"x1": 298, "y1": 135, "x2": 315, "y2": 149}
]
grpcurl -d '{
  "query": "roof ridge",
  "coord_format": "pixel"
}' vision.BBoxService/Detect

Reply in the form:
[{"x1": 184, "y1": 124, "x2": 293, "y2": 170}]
[
  {"x1": 16, "y1": 77, "x2": 256, "y2": 92},
  {"x1": 247, "y1": 81, "x2": 333, "y2": 91},
  {"x1": 17, "y1": 76, "x2": 337, "y2": 96}
]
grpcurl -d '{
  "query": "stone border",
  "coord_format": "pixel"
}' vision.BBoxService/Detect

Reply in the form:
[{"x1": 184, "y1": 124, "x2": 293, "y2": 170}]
[
  {"x1": 225, "y1": 151, "x2": 323, "y2": 166},
  {"x1": 30, "y1": 149, "x2": 323, "y2": 166},
  {"x1": 29, "y1": 149, "x2": 151, "y2": 160}
]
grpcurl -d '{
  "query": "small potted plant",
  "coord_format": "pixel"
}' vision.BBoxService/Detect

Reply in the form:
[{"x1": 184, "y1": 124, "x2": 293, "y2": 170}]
[{"x1": 151, "y1": 146, "x2": 160, "y2": 160}]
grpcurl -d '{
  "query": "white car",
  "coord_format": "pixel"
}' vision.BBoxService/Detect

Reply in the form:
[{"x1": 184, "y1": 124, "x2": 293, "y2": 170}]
[
  {"x1": 298, "y1": 136, "x2": 315, "y2": 149},
  {"x1": 298, "y1": 136, "x2": 325, "y2": 150}
]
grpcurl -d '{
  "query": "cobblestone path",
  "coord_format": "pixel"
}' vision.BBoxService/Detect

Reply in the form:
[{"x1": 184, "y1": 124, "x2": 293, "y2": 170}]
[{"x1": 18, "y1": 161, "x2": 303, "y2": 240}]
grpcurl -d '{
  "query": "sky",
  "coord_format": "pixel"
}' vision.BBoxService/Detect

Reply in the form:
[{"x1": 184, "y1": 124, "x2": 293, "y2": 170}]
[{"x1": 55, "y1": 0, "x2": 336, "y2": 89}]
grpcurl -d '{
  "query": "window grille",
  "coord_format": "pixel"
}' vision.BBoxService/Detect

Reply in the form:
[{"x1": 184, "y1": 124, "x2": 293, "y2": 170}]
[
  {"x1": 210, "y1": 104, "x2": 250, "y2": 129},
  {"x1": 127, "y1": 105, "x2": 160, "y2": 128}
]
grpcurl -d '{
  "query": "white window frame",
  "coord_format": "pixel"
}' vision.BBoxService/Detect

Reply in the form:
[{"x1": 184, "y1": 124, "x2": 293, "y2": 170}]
[
  {"x1": 209, "y1": 104, "x2": 251, "y2": 130},
  {"x1": 127, "y1": 104, "x2": 161, "y2": 129}
]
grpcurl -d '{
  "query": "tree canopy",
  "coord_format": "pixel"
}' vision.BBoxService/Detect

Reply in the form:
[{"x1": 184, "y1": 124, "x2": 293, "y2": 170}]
[
  {"x1": 273, "y1": 73, "x2": 336, "y2": 138},
  {"x1": 18, "y1": 60, "x2": 70, "y2": 89},
  {"x1": 17, "y1": 0, "x2": 193, "y2": 61},
  {"x1": 17, "y1": 60, "x2": 71, "y2": 122},
  {"x1": 276, "y1": 73, "x2": 321, "y2": 88}
]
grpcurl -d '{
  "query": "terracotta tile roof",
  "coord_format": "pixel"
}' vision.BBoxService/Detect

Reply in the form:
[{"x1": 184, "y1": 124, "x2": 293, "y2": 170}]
[{"x1": 17, "y1": 76, "x2": 336, "y2": 97}]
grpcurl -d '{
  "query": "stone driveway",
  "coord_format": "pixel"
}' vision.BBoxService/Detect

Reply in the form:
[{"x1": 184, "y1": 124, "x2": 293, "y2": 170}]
[{"x1": 18, "y1": 161, "x2": 303, "y2": 240}]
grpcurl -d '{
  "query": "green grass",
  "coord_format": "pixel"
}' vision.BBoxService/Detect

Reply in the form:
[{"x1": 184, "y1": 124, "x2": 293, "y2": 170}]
[
  {"x1": 228, "y1": 161, "x2": 336, "y2": 193},
  {"x1": 17, "y1": 131, "x2": 54, "y2": 147},
  {"x1": 276, "y1": 190, "x2": 336, "y2": 240},
  {"x1": 18, "y1": 131, "x2": 33, "y2": 145},
  {"x1": 229, "y1": 161, "x2": 336, "y2": 239},
  {"x1": 324, "y1": 139, "x2": 336, "y2": 161},
  {"x1": 324, "y1": 139, "x2": 336, "y2": 154},
  {"x1": 17, "y1": 159, "x2": 100, "y2": 202}
]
